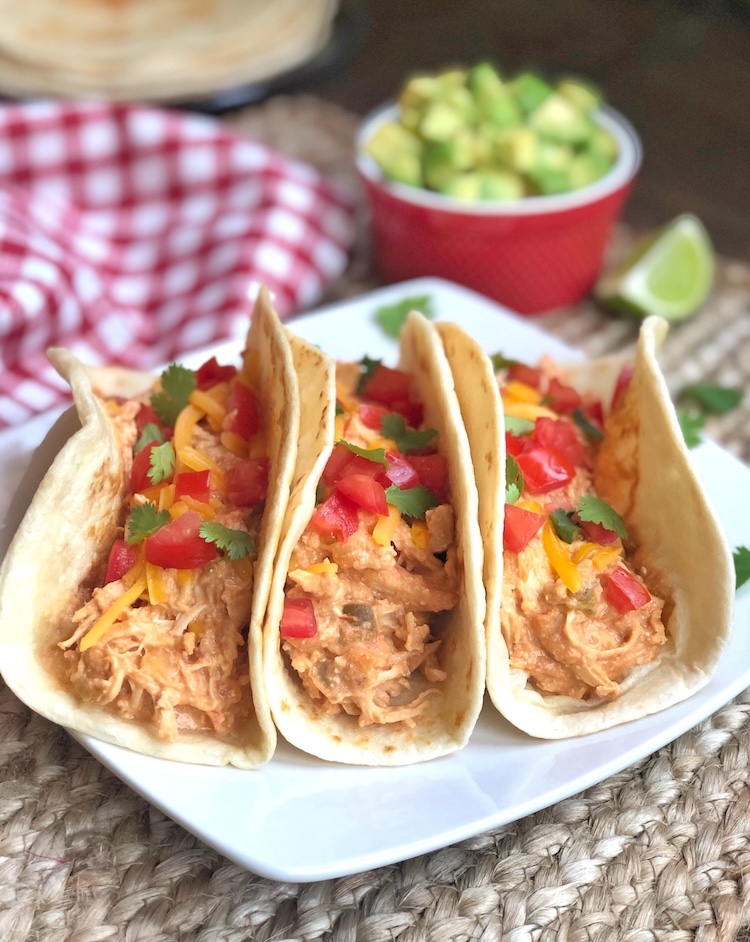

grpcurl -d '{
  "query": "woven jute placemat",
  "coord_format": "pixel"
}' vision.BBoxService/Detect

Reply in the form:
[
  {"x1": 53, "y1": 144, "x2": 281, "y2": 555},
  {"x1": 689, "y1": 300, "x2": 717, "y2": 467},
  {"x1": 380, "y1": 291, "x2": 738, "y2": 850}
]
[{"x1": 1, "y1": 96, "x2": 749, "y2": 942}]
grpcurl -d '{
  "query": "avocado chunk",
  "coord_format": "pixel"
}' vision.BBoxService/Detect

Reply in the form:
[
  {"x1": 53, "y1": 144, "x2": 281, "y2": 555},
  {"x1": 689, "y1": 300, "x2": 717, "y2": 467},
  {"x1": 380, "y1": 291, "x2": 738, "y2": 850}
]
[
  {"x1": 529, "y1": 93, "x2": 594, "y2": 145},
  {"x1": 556, "y1": 78, "x2": 602, "y2": 115},
  {"x1": 511, "y1": 72, "x2": 554, "y2": 113}
]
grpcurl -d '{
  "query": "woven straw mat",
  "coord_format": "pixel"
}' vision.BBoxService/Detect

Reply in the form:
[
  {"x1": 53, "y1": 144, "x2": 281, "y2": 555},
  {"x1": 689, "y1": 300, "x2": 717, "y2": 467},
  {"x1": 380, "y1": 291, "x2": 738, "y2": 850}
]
[{"x1": 1, "y1": 95, "x2": 749, "y2": 942}]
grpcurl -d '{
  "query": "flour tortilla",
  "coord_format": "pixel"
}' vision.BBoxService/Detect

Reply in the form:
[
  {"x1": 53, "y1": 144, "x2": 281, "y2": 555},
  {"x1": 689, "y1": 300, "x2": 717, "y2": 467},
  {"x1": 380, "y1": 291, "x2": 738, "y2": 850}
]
[
  {"x1": 438, "y1": 316, "x2": 734, "y2": 739},
  {"x1": 0, "y1": 287, "x2": 297, "y2": 767},
  {"x1": 262, "y1": 310, "x2": 487, "y2": 765},
  {"x1": 0, "y1": 0, "x2": 337, "y2": 101}
]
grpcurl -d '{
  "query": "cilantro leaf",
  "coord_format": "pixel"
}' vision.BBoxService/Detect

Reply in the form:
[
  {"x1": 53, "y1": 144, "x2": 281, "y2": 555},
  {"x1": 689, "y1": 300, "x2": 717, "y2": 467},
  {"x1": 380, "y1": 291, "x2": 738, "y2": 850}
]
[
  {"x1": 126, "y1": 502, "x2": 170, "y2": 545},
  {"x1": 550, "y1": 509, "x2": 580, "y2": 544},
  {"x1": 505, "y1": 455, "x2": 524, "y2": 505},
  {"x1": 680, "y1": 383, "x2": 743, "y2": 415},
  {"x1": 134, "y1": 423, "x2": 164, "y2": 454},
  {"x1": 380, "y1": 413, "x2": 437, "y2": 453},
  {"x1": 491, "y1": 352, "x2": 520, "y2": 372},
  {"x1": 335, "y1": 400, "x2": 345, "y2": 416},
  {"x1": 375, "y1": 294, "x2": 435, "y2": 339},
  {"x1": 151, "y1": 363, "x2": 197, "y2": 426},
  {"x1": 357, "y1": 356, "x2": 381, "y2": 394},
  {"x1": 147, "y1": 441, "x2": 175, "y2": 485},
  {"x1": 734, "y1": 546, "x2": 750, "y2": 590},
  {"x1": 340, "y1": 440, "x2": 389, "y2": 465},
  {"x1": 199, "y1": 522, "x2": 255, "y2": 561},
  {"x1": 385, "y1": 484, "x2": 439, "y2": 519},
  {"x1": 572, "y1": 408, "x2": 604, "y2": 442},
  {"x1": 505, "y1": 415, "x2": 535, "y2": 436},
  {"x1": 577, "y1": 495, "x2": 628, "y2": 540},
  {"x1": 677, "y1": 408, "x2": 705, "y2": 449}
]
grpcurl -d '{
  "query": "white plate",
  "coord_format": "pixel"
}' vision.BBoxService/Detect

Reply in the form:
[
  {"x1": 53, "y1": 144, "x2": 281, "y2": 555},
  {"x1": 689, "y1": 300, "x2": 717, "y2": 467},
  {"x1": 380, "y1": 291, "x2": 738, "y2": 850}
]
[{"x1": 1, "y1": 277, "x2": 748, "y2": 883}]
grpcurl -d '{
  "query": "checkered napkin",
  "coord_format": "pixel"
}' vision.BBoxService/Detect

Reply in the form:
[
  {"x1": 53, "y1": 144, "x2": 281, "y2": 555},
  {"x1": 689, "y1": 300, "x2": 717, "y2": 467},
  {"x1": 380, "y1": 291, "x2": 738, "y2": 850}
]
[{"x1": 0, "y1": 100, "x2": 356, "y2": 428}]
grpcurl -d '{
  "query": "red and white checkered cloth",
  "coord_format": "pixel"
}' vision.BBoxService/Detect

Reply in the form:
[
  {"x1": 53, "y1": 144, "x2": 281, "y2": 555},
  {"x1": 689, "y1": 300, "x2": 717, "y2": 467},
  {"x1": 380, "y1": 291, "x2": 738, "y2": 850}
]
[{"x1": 0, "y1": 100, "x2": 356, "y2": 428}]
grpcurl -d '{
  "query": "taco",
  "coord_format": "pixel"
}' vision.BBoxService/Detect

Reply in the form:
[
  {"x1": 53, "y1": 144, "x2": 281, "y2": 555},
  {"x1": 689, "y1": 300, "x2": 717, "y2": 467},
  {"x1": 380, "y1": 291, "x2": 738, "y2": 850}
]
[
  {"x1": 262, "y1": 310, "x2": 486, "y2": 765},
  {"x1": 0, "y1": 287, "x2": 297, "y2": 767},
  {"x1": 437, "y1": 316, "x2": 734, "y2": 738}
]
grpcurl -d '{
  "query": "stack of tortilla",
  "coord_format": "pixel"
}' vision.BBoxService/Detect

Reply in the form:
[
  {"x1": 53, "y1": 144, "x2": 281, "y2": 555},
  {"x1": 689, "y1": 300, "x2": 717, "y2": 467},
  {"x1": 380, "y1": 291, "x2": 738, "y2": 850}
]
[{"x1": 0, "y1": 0, "x2": 339, "y2": 101}]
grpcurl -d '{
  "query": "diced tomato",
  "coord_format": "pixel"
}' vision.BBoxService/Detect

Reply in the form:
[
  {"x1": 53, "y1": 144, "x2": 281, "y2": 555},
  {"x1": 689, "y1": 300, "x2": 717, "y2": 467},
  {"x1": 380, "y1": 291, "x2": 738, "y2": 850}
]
[
  {"x1": 104, "y1": 539, "x2": 139, "y2": 584},
  {"x1": 585, "y1": 399, "x2": 605, "y2": 428},
  {"x1": 358, "y1": 403, "x2": 389, "y2": 431},
  {"x1": 578, "y1": 518, "x2": 619, "y2": 546},
  {"x1": 225, "y1": 457, "x2": 268, "y2": 507},
  {"x1": 338, "y1": 454, "x2": 385, "y2": 480},
  {"x1": 516, "y1": 447, "x2": 575, "y2": 494},
  {"x1": 175, "y1": 469, "x2": 211, "y2": 503},
  {"x1": 144, "y1": 512, "x2": 218, "y2": 569},
  {"x1": 335, "y1": 474, "x2": 388, "y2": 515},
  {"x1": 322, "y1": 443, "x2": 354, "y2": 486},
  {"x1": 360, "y1": 364, "x2": 412, "y2": 405},
  {"x1": 135, "y1": 403, "x2": 169, "y2": 438},
  {"x1": 408, "y1": 453, "x2": 449, "y2": 502},
  {"x1": 503, "y1": 503, "x2": 544, "y2": 553},
  {"x1": 505, "y1": 431, "x2": 533, "y2": 458},
  {"x1": 383, "y1": 449, "x2": 419, "y2": 489},
  {"x1": 225, "y1": 381, "x2": 261, "y2": 439},
  {"x1": 534, "y1": 417, "x2": 589, "y2": 468},
  {"x1": 612, "y1": 366, "x2": 634, "y2": 412},
  {"x1": 605, "y1": 567, "x2": 651, "y2": 614},
  {"x1": 130, "y1": 441, "x2": 160, "y2": 494},
  {"x1": 546, "y1": 377, "x2": 582, "y2": 414},
  {"x1": 310, "y1": 491, "x2": 359, "y2": 542},
  {"x1": 280, "y1": 597, "x2": 318, "y2": 638},
  {"x1": 389, "y1": 397, "x2": 424, "y2": 428},
  {"x1": 195, "y1": 356, "x2": 237, "y2": 390},
  {"x1": 508, "y1": 364, "x2": 543, "y2": 389}
]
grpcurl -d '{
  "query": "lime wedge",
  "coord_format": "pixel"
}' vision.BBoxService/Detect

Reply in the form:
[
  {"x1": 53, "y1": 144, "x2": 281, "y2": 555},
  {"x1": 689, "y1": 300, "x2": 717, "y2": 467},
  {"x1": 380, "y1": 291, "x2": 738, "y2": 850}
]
[{"x1": 595, "y1": 214, "x2": 714, "y2": 321}]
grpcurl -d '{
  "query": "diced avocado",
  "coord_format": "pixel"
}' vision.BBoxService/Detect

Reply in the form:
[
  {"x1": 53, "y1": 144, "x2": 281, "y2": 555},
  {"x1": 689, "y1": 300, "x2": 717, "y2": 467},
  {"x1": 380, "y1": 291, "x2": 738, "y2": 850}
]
[
  {"x1": 493, "y1": 127, "x2": 539, "y2": 173},
  {"x1": 481, "y1": 91, "x2": 522, "y2": 129},
  {"x1": 529, "y1": 93, "x2": 593, "y2": 145},
  {"x1": 364, "y1": 122, "x2": 424, "y2": 187},
  {"x1": 529, "y1": 166, "x2": 573, "y2": 195},
  {"x1": 438, "y1": 68, "x2": 468, "y2": 87},
  {"x1": 442, "y1": 85, "x2": 478, "y2": 123},
  {"x1": 439, "y1": 172, "x2": 482, "y2": 201},
  {"x1": 419, "y1": 102, "x2": 465, "y2": 142},
  {"x1": 511, "y1": 72, "x2": 554, "y2": 113},
  {"x1": 588, "y1": 126, "x2": 619, "y2": 162},
  {"x1": 398, "y1": 75, "x2": 443, "y2": 111},
  {"x1": 422, "y1": 136, "x2": 475, "y2": 189},
  {"x1": 478, "y1": 170, "x2": 525, "y2": 201},
  {"x1": 556, "y1": 78, "x2": 603, "y2": 115},
  {"x1": 568, "y1": 150, "x2": 613, "y2": 189},
  {"x1": 471, "y1": 126, "x2": 496, "y2": 165},
  {"x1": 467, "y1": 62, "x2": 505, "y2": 107},
  {"x1": 534, "y1": 140, "x2": 575, "y2": 173}
]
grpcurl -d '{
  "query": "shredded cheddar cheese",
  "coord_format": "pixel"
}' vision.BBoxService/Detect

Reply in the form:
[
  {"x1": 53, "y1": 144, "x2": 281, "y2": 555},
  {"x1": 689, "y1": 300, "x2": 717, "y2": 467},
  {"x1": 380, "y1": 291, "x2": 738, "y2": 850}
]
[
  {"x1": 79, "y1": 571, "x2": 148, "y2": 652},
  {"x1": 373, "y1": 505, "x2": 401, "y2": 546}
]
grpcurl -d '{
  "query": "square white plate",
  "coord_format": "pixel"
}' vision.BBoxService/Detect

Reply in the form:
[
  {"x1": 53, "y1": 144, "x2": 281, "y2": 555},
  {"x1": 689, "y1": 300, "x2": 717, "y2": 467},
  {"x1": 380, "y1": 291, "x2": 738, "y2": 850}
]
[{"x1": 1, "y1": 277, "x2": 748, "y2": 883}]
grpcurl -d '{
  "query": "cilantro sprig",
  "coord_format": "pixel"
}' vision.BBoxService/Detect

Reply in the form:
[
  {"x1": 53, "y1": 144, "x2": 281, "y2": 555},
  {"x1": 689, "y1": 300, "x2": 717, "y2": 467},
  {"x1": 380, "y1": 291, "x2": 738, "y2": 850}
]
[
  {"x1": 126, "y1": 502, "x2": 170, "y2": 545},
  {"x1": 357, "y1": 356, "x2": 381, "y2": 394},
  {"x1": 375, "y1": 294, "x2": 435, "y2": 339},
  {"x1": 734, "y1": 546, "x2": 750, "y2": 591},
  {"x1": 385, "y1": 484, "x2": 439, "y2": 520},
  {"x1": 147, "y1": 441, "x2": 175, "y2": 485},
  {"x1": 505, "y1": 455, "x2": 524, "y2": 505},
  {"x1": 675, "y1": 383, "x2": 743, "y2": 449},
  {"x1": 380, "y1": 413, "x2": 437, "y2": 453},
  {"x1": 577, "y1": 495, "x2": 628, "y2": 540},
  {"x1": 340, "y1": 440, "x2": 389, "y2": 465},
  {"x1": 199, "y1": 522, "x2": 255, "y2": 561},
  {"x1": 550, "y1": 509, "x2": 580, "y2": 544},
  {"x1": 134, "y1": 423, "x2": 164, "y2": 454},
  {"x1": 505, "y1": 416, "x2": 535, "y2": 437},
  {"x1": 573, "y1": 408, "x2": 603, "y2": 442},
  {"x1": 151, "y1": 364, "x2": 197, "y2": 426},
  {"x1": 491, "y1": 352, "x2": 520, "y2": 372}
]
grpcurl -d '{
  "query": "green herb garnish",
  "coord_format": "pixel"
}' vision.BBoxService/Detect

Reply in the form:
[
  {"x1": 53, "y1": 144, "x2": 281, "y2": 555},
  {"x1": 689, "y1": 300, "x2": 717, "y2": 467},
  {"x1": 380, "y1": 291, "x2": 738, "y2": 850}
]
[
  {"x1": 577, "y1": 495, "x2": 627, "y2": 540},
  {"x1": 375, "y1": 294, "x2": 435, "y2": 339},
  {"x1": 504, "y1": 415, "x2": 535, "y2": 436},
  {"x1": 199, "y1": 522, "x2": 254, "y2": 560},
  {"x1": 550, "y1": 509, "x2": 580, "y2": 544},
  {"x1": 380, "y1": 413, "x2": 437, "y2": 453},
  {"x1": 680, "y1": 383, "x2": 743, "y2": 415},
  {"x1": 505, "y1": 455, "x2": 524, "y2": 505},
  {"x1": 147, "y1": 441, "x2": 175, "y2": 485},
  {"x1": 335, "y1": 400, "x2": 345, "y2": 416},
  {"x1": 734, "y1": 546, "x2": 750, "y2": 590},
  {"x1": 126, "y1": 502, "x2": 170, "y2": 545},
  {"x1": 385, "y1": 484, "x2": 439, "y2": 519},
  {"x1": 357, "y1": 356, "x2": 381, "y2": 394},
  {"x1": 677, "y1": 408, "x2": 705, "y2": 449},
  {"x1": 491, "y1": 352, "x2": 520, "y2": 372},
  {"x1": 134, "y1": 423, "x2": 164, "y2": 454},
  {"x1": 572, "y1": 408, "x2": 603, "y2": 442},
  {"x1": 151, "y1": 363, "x2": 197, "y2": 426},
  {"x1": 340, "y1": 441, "x2": 389, "y2": 465}
]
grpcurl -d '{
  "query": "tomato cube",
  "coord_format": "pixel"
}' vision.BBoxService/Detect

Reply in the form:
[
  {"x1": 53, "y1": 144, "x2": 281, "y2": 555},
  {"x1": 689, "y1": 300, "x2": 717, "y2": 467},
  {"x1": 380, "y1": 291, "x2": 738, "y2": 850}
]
[
  {"x1": 605, "y1": 567, "x2": 651, "y2": 614},
  {"x1": 280, "y1": 597, "x2": 318, "y2": 638},
  {"x1": 503, "y1": 503, "x2": 544, "y2": 553}
]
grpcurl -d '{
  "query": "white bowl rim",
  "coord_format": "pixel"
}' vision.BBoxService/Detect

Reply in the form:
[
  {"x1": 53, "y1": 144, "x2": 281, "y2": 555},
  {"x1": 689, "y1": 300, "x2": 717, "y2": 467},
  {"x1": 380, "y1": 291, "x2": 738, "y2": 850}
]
[{"x1": 355, "y1": 100, "x2": 642, "y2": 217}]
